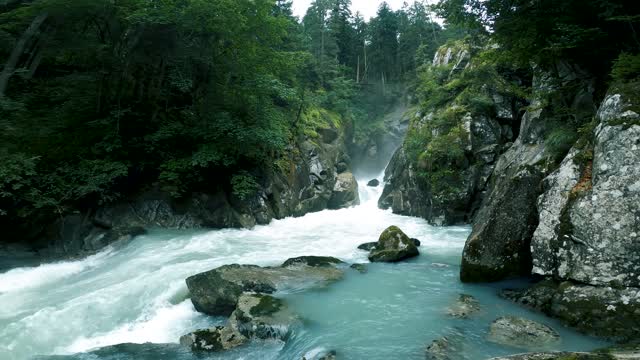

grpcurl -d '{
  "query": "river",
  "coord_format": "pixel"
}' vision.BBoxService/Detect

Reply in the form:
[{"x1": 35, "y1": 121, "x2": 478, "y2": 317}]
[{"x1": 0, "y1": 175, "x2": 609, "y2": 360}]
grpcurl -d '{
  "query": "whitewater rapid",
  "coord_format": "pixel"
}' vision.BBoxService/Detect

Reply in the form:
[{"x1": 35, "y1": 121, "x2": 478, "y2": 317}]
[{"x1": 0, "y1": 176, "x2": 609, "y2": 360}]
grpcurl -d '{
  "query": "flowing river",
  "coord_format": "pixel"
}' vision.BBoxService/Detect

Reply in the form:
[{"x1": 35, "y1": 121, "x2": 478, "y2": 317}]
[{"x1": 0, "y1": 174, "x2": 609, "y2": 360}]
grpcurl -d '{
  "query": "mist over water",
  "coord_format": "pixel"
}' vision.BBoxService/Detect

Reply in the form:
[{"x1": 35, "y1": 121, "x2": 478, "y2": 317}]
[{"x1": 0, "y1": 174, "x2": 609, "y2": 360}]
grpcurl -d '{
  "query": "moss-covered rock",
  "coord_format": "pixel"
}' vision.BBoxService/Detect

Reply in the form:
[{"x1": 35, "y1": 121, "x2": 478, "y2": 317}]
[
  {"x1": 446, "y1": 294, "x2": 481, "y2": 319},
  {"x1": 185, "y1": 270, "x2": 243, "y2": 316},
  {"x1": 281, "y1": 256, "x2": 344, "y2": 268},
  {"x1": 228, "y1": 294, "x2": 299, "y2": 340},
  {"x1": 179, "y1": 326, "x2": 247, "y2": 352},
  {"x1": 368, "y1": 226, "x2": 419, "y2": 262}
]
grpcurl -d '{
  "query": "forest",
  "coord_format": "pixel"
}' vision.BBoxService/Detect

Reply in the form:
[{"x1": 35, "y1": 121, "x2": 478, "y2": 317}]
[{"x1": 0, "y1": 0, "x2": 457, "y2": 239}]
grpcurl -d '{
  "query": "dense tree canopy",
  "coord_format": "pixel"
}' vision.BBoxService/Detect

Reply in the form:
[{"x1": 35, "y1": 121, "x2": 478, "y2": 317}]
[{"x1": 0, "y1": 0, "x2": 454, "y2": 237}]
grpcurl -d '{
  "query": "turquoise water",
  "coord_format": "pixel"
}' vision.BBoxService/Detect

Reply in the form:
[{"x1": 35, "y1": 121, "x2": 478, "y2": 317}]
[{"x1": 1, "y1": 177, "x2": 609, "y2": 360}]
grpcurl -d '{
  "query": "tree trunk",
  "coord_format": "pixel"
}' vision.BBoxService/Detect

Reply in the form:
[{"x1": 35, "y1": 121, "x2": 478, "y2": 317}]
[{"x1": 0, "y1": 12, "x2": 47, "y2": 97}]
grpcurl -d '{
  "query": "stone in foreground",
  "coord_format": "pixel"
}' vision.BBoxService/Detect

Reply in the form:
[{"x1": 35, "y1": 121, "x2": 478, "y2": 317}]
[
  {"x1": 426, "y1": 336, "x2": 465, "y2": 360},
  {"x1": 186, "y1": 256, "x2": 345, "y2": 316},
  {"x1": 368, "y1": 226, "x2": 419, "y2": 263},
  {"x1": 487, "y1": 316, "x2": 560, "y2": 349}
]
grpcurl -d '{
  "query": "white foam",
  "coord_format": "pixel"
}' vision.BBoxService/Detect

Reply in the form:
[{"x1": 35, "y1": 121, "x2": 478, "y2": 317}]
[
  {"x1": 61, "y1": 300, "x2": 208, "y2": 354},
  {"x1": 0, "y1": 249, "x2": 112, "y2": 293}
]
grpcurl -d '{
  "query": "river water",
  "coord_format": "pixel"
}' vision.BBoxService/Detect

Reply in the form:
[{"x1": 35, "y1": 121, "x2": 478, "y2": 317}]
[{"x1": 0, "y1": 175, "x2": 608, "y2": 360}]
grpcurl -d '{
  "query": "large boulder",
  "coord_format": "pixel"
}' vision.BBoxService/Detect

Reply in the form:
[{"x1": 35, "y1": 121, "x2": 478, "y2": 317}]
[
  {"x1": 328, "y1": 172, "x2": 360, "y2": 209},
  {"x1": 489, "y1": 353, "x2": 610, "y2": 360},
  {"x1": 487, "y1": 316, "x2": 560, "y2": 349},
  {"x1": 185, "y1": 270, "x2": 243, "y2": 316},
  {"x1": 186, "y1": 257, "x2": 345, "y2": 316},
  {"x1": 368, "y1": 226, "x2": 419, "y2": 262}
]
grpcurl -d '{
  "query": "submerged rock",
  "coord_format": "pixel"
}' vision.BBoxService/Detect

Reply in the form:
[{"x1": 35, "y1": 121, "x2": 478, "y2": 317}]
[
  {"x1": 350, "y1": 263, "x2": 368, "y2": 274},
  {"x1": 187, "y1": 256, "x2": 345, "y2": 316},
  {"x1": 425, "y1": 336, "x2": 465, "y2": 360},
  {"x1": 487, "y1": 316, "x2": 560, "y2": 349},
  {"x1": 367, "y1": 179, "x2": 380, "y2": 187},
  {"x1": 446, "y1": 294, "x2": 481, "y2": 319},
  {"x1": 179, "y1": 326, "x2": 247, "y2": 352},
  {"x1": 368, "y1": 226, "x2": 419, "y2": 263}
]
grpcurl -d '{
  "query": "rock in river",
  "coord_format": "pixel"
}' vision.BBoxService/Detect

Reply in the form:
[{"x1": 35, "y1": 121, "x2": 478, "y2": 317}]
[
  {"x1": 368, "y1": 226, "x2": 419, "y2": 263},
  {"x1": 446, "y1": 294, "x2": 481, "y2": 319},
  {"x1": 487, "y1": 316, "x2": 560, "y2": 349},
  {"x1": 179, "y1": 326, "x2": 246, "y2": 352},
  {"x1": 186, "y1": 256, "x2": 345, "y2": 316},
  {"x1": 367, "y1": 179, "x2": 380, "y2": 187}
]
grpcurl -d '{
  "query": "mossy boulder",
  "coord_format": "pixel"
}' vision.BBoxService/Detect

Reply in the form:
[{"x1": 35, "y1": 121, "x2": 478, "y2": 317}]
[
  {"x1": 350, "y1": 263, "x2": 368, "y2": 273},
  {"x1": 179, "y1": 326, "x2": 247, "y2": 352},
  {"x1": 228, "y1": 294, "x2": 299, "y2": 340},
  {"x1": 368, "y1": 226, "x2": 420, "y2": 262},
  {"x1": 186, "y1": 256, "x2": 345, "y2": 316},
  {"x1": 357, "y1": 242, "x2": 378, "y2": 251},
  {"x1": 487, "y1": 316, "x2": 560, "y2": 350}
]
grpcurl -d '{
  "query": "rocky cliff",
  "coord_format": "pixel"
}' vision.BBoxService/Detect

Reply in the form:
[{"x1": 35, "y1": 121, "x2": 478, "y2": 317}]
[
  {"x1": 379, "y1": 42, "x2": 521, "y2": 225},
  {"x1": 36, "y1": 121, "x2": 360, "y2": 258}
]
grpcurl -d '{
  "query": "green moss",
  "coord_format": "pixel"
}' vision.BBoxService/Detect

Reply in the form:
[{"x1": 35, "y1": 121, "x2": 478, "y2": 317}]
[{"x1": 249, "y1": 295, "x2": 283, "y2": 317}]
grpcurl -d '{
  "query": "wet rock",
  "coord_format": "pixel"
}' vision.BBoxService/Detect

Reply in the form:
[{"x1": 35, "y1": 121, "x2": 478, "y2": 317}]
[
  {"x1": 187, "y1": 257, "x2": 345, "y2": 316},
  {"x1": 425, "y1": 336, "x2": 465, "y2": 360},
  {"x1": 328, "y1": 172, "x2": 360, "y2": 209},
  {"x1": 501, "y1": 280, "x2": 640, "y2": 341},
  {"x1": 367, "y1": 179, "x2": 380, "y2": 187},
  {"x1": 318, "y1": 350, "x2": 337, "y2": 360},
  {"x1": 303, "y1": 349, "x2": 338, "y2": 360},
  {"x1": 368, "y1": 226, "x2": 419, "y2": 263},
  {"x1": 446, "y1": 294, "x2": 480, "y2": 319},
  {"x1": 411, "y1": 238, "x2": 421, "y2": 247},
  {"x1": 282, "y1": 256, "x2": 344, "y2": 268},
  {"x1": 487, "y1": 316, "x2": 560, "y2": 349},
  {"x1": 186, "y1": 270, "x2": 244, "y2": 316},
  {"x1": 357, "y1": 242, "x2": 378, "y2": 251},
  {"x1": 228, "y1": 293, "x2": 299, "y2": 340},
  {"x1": 350, "y1": 263, "x2": 368, "y2": 274},
  {"x1": 179, "y1": 326, "x2": 247, "y2": 352}
]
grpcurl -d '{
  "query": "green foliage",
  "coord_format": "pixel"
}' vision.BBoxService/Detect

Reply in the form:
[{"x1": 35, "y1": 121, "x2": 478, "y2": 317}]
[
  {"x1": 231, "y1": 171, "x2": 260, "y2": 200},
  {"x1": 612, "y1": 53, "x2": 640, "y2": 83}
]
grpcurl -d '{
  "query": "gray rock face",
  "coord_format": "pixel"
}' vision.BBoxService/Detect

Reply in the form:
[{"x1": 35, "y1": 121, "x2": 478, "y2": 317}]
[
  {"x1": 379, "y1": 45, "x2": 518, "y2": 227},
  {"x1": 368, "y1": 226, "x2": 419, "y2": 262},
  {"x1": 460, "y1": 63, "x2": 596, "y2": 283},
  {"x1": 187, "y1": 257, "x2": 345, "y2": 316},
  {"x1": 532, "y1": 93, "x2": 640, "y2": 288},
  {"x1": 328, "y1": 172, "x2": 360, "y2": 209},
  {"x1": 502, "y1": 280, "x2": 640, "y2": 341},
  {"x1": 367, "y1": 179, "x2": 380, "y2": 187},
  {"x1": 487, "y1": 316, "x2": 560, "y2": 349},
  {"x1": 446, "y1": 294, "x2": 481, "y2": 319}
]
